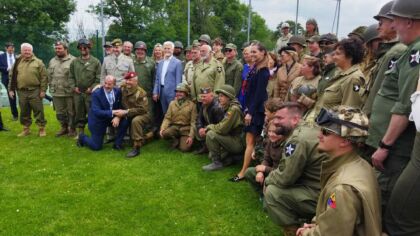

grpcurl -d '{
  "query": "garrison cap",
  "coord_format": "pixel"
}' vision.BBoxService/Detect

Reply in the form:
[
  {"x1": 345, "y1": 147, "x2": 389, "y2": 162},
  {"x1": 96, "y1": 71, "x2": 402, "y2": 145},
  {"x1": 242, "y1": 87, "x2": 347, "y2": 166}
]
[
  {"x1": 111, "y1": 38, "x2": 123, "y2": 46},
  {"x1": 316, "y1": 106, "x2": 369, "y2": 143},
  {"x1": 287, "y1": 35, "x2": 307, "y2": 48},
  {"x1": 174, "y1": 41, "x2": 184, "y2": 49},
  {"x1": 388, "y1": 0, "x2": 420, "y2": 19},
  {"x1": 374, "y1": 1, "x2": 394, "y2": 20},
  {"x1": 103, "y1": 41, "x2": 112, "y2": 48},
  {"x1": 124, "y1": 71, "x2": 137, "y2": 80},
  {"x1": 134, "y1": 41, "x2": 147, "y2": 50},
  {"x1": 215, "y1": 84, "x2": 236, "y2": 100},
  {"x1": 225, "y1": 43, "x2": 237, "y2": 50}
]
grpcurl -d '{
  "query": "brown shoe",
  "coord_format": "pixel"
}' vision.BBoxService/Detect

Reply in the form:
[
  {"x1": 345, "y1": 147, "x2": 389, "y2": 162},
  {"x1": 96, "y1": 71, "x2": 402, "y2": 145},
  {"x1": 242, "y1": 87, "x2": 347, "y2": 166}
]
[
  {"x1": 39, "y1": 127, "x2": 47, "y2": 137},
  {"x1": 55, "y1": 125, "x2": 68, "y2": 137},
  {"x1": 67, "y1": 128, "x2": 77, "y2": 137},
  {"x1": 17, "y1": 126, "x2": 30, "y2": 137}
]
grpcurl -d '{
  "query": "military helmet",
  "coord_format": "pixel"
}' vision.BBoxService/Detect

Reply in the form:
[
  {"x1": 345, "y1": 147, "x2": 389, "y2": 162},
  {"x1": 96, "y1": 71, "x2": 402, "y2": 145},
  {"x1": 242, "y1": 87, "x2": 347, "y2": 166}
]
[
  {"x1": 319, "y1": 33, "x2": 338, "y2": 44},
  {"x1": 175, "y1": 83, "x2": 190, "y2": 95},
  {"x1": 315, "y1": 106, "x2": 369, "y2": 143},
  {"x1": 374, "y1": 1, "x2": 394, "y2": 20},
  {"x1": 134, "y1": 41, "x2": 147, "y2": 50},
  {"x1": 388, "y1": 0, "x2": 420, "y2": 19},
  {"x1": 198, "y1": 34, "x2": 211, "y2": 45},
  {"x1": 363, "y1": 24, "x2": 380, "y2": 44},
  {"x1": 287, "y1": 35, "x2": 307, "y2": 48},
  {"x1": 174, "y1": 41, "x2": 184, "y2": 49},
  {"x1": 215, "y1": 84, "x2": 236, "y2": 100},
  {"x1": 348, "y1": 26, "x2": 368, "y2": 42},
  {"x1": 77, "y1": 38, "x2": 91, "y2": 49}
]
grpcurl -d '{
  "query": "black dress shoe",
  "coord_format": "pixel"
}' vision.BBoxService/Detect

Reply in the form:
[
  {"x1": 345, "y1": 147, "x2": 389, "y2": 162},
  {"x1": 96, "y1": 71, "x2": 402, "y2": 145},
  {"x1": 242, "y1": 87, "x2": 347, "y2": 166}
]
[
  {"x1": 126, "y1": 148, "x2": 140, "y2": 158},
  {"x1": 112, "y1": 144, "x2": 124, "y2": 150}
]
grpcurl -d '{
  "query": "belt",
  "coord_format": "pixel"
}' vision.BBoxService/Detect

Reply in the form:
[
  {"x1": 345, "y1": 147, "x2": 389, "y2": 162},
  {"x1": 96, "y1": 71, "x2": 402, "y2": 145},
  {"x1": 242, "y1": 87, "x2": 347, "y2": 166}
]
[{"x1": 160, "y1": 85, "x2": 164, "y2": 88}]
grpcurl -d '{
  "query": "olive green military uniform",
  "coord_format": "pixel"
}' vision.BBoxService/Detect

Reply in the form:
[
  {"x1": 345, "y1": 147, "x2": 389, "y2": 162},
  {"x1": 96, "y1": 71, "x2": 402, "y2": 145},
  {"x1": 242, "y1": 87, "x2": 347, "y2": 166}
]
[
  {"x1": 206, "y1": 99, "x2": 245, "y2": 162},
  {"x1": 191, "y1": 58, "x2": 225, "y2": 101},
  {"x1": 264, "y1": 122, "x2": 328, "y2": 227},
  {"x1": 48, "y1": 54, "x2": 76, "y2": 129},
  {"x1": 120, "y1": 84, "x2": 150, "y2": 147},
  {"x1": 161, "y1": 98, "x2": 197, "y2": 151},
  {"x1": 101, "y1": 54, "x2": 135, "y2": 86},
  {"x1": 275, "y1": 33, "x2": 293, "y2": 54},
  {"x1": 316, "y1": 63, "x2": 338, "y2": 96},
  {"x1": 367, "y1": 38, "x2": 420, "y2": 218},
  {"x1": 182, "y1": 60, "x2": 198, "y2": 86},
  {"x1": 69, "y1": 55, "x2": 101, "y2": 129},
  {"x1": 301, "y1": 152, "x2": 382, "y2": 236},
  {"x1": 223, "y1": 58, "x2": 243, "y2": 96},
  {"x1": 362, "y1": 40, "x2": 407, "y2": 116},
  {"x1": 134, "y1": 56, "x2": 156, "y2": 125},
  {"x1": 9, "y1": 55, "x2": 48, "y2": 127}
]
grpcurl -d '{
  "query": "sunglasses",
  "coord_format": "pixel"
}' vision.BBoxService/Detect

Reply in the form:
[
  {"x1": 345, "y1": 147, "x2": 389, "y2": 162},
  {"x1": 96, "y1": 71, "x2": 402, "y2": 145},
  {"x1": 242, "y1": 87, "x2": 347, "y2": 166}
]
[{"x1": 224, "y1": 49, "x2": 233, "y2": 53}]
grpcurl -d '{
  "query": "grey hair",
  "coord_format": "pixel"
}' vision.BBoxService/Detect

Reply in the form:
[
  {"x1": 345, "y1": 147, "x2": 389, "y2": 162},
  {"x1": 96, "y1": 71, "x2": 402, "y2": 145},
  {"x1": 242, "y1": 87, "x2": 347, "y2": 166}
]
[
  {"x1": 163, "y1": 41, "x2": 174, "y2": 49},
  {"x1": 21, "y1": 43, "x2": 33, "y2": 51}
]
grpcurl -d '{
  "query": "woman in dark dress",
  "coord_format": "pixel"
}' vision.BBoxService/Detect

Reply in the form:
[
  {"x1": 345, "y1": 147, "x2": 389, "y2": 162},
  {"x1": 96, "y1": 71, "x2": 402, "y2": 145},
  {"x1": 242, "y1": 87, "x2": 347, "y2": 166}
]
[{"x1": 230, "y1": 42, "x2": 270, "y2": 182}]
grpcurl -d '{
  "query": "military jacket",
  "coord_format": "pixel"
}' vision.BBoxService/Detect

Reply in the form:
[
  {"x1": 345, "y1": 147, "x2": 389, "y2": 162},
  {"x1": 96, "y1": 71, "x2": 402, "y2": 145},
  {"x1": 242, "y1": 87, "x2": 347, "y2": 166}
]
[
  {"x1": 48, "y1": 54, "x2": 76, "y2": 96},
  {"x1": 182, "y1": 60, "x2": 198, "y2": 85},
  {"x1": 262, "y1": 140, "x2": 284, "y2": 175},
  {"x1": 223, "y1": 58, "x2": 243, "y2": 96},
  {"x1": 366, "y1": 38, "x2": 420, "y2": 155},
  {"x1": 101, "y1": 54, "x2": 135, "y2": 86},
  {"x1": 274, "y1": 61, "x2": 302, "y2": 101},
  {"x1": 134, "y1": 56, "x2": 155, "y2": 96},
  {"x1": 69, "y1": 55, "x2": 101, "y2": 92},
  {"x1": 317, "y1": 63, "x2": 338, "y2": 96},
  {"x1": 302, "y1": 152, "x2": 381, "y2": 236},
  {"x1": 161, "y1": 98, "x2": 197, "y2": 138},
  {"x1": 206, "y1": 99, "x2": 243, "y2": 136},
  {"x1": 275, "y1": 33, "x2": 293, "y2": 53},
  {"x1": 9, "y1": 55, "x2": 48, "y2": 92},
  {"x1": 287, "y1": 75, "x2": 320, "y2": 102},
  {"x1": 120, "y1": 84, "x2": 149, "y2": 119},
  {"x1": 191, "y1": 58, "x2": 225, "y2": 101},
  {"x1": 265, "y1": 122, "x2": 327, "y2": 190},
  {"x1": 196, "y1": 98, "x2": 224, "y2": 130}
]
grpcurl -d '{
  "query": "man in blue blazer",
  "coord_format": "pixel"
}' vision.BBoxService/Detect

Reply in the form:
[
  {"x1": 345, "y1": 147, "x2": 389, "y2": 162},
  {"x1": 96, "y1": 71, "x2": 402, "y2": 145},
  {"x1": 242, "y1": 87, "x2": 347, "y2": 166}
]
[
  {"x1": 77, "y1": 75, "x2": 128, "y2": 151},
  {"x1": 0, "y1": 42, "x2": 18, "y2": 120},
  {"x1": 153, "y1": 41, "x2": 183, "y2": 114}
]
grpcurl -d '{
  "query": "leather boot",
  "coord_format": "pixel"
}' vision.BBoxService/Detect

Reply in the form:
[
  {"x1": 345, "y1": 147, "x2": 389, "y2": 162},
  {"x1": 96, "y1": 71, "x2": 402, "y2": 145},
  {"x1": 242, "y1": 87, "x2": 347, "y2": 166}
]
[
  {"x1": 39, "y1": 126, "x2": 47, "y2": 137},
  {"x1": 126, "y1": 141, "x2": 141, "y2": 158},
  {"x1": 282, "y1": 225, "x2": 299, "y2": 236},
  {"x1": 17, "y1": 126, "x2": 30, "y2": 137},
  {"x1": 194, "y1": 143, "x2": 208, "y2": 155},
  {"x1": 67, "y1": 128, "x2": 77, "y2": 137},
  {"x1": 55, "y1": 124, "x2": 68, "y2": 137}
]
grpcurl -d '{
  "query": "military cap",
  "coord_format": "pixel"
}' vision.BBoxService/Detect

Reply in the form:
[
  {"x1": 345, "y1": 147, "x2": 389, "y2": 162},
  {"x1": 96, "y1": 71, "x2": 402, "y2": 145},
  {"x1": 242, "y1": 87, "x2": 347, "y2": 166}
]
[
  {"x1": 307, "y1": 35, "x2": 321, "y2": 43},
  {"x1": 225, "y1": 43, "x2": 237, "y2": 50},
  {"x1": 124, "y1": 71, "x2": 137, "y2": 80},
  {"x1": 319, "y1": 33, "x2": 338, "y2": 43},
  {"x1": 174, "y1": 41, "x2": 184, "y2": 49},
  {"x1": 5, "y1": 42, "x2": 14, "y2": 47},
  {"x1": 278, "y1": 45, "x2": 296, "y2": 54},
  {"x1": 348, "y1": 26, "x2": 367, "y2": 42},
  {"x1": 316, "y1": 106, "x2": 369, "y2": 143},
  {"x1": 215, "y1": 84, "x2": 236, "y2": 100},
  {"x1": 175, "y1": 82, "x2": 190, "y2": 94},
  {"x1": 185, "y1": 45, "x2": 193, "y2": 51},
  {"x1": 55, "y1": 41, "x2": 68, "y2": 48},
  {"x1": 198, "y1": 34, "x2": 211, "y2": 45},
  {"x1": 388, "y1": 0, "x2": 420, "y2": 19},
  {"x1": 363, "y1": 24, "x2": 380, "y2": 44},
  {"x1": 192, "y1": 40, "x2": 201, "y2": 48},
  {"x1": 134, "y1": 41, "x2": 147, "y2": 50},
  {"x1": 111, "y1": 38, "x2": 123, "y2": 46},
  {"x1": 280, "y1": 22, "x2": 290, "y2": 29},
  {"x1": 287, "y1": 35, "x2": 307, "y2": 48},
  {"x1": 374, "y1": 1, "x2": 394, "y2": 20},
  {"x1": 200, "y1": 87, "x2": 212, "y2": 94},
  {"x1": 103, "y1": 41, "x2": 112, "y2": 48},
  {"x1": 77, "y1": 38, "x2": 91, "y2": 49}
]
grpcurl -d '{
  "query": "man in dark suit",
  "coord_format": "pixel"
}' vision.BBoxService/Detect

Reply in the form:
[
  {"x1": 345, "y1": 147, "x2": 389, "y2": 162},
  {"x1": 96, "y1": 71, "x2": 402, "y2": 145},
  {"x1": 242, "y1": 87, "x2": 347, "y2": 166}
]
[
  {"x1": 77, "y1": 75, "x2": 127, "y2": 151},
  {"x1": 152, "y1": 41, "x2": 183, "y2": 114},
  {"x1": 0, "y1": 42, "x2": 18, "y2": 120}
]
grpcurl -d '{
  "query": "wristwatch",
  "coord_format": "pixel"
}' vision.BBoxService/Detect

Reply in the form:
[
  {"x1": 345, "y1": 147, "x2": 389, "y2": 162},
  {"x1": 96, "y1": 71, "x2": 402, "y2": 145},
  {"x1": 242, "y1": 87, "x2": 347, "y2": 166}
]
[{"x1": 379, "y1": 140, "x2": 392, "y2": 150}]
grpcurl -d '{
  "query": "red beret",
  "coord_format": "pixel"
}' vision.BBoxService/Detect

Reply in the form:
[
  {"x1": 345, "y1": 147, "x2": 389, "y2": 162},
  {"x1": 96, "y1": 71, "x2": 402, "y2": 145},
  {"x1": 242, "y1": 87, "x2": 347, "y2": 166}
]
[{"x1": 124, "y1": 71, "x2": 137, "y2": 80}]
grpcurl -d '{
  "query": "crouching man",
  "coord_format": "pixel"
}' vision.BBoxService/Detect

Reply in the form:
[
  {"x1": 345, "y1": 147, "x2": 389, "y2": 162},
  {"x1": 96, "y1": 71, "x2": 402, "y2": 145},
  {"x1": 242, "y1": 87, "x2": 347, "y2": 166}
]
[{"x1": 202, "y1": 84, "x2": 245, "y2": 171}]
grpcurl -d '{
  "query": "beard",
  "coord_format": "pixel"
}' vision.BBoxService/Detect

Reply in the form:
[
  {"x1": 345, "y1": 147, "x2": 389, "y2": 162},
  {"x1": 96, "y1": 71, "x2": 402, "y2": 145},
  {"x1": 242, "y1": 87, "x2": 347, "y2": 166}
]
[{"x1": 275, "y1": 124, "x2": 293, "y2": 136}]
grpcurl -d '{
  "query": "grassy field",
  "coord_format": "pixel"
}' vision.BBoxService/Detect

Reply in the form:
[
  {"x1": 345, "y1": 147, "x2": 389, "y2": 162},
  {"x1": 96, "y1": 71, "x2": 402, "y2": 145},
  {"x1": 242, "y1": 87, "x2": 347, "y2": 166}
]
[{"x1": 0, "y1": 106, "x2": 279, "y2": 235}]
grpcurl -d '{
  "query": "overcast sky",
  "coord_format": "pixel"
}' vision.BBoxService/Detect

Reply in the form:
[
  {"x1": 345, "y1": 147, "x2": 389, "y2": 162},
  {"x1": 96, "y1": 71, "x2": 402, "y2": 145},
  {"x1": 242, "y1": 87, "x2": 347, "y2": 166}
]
[{"x1": 69, "y1": 0, "x2": 390, "y2": 40}]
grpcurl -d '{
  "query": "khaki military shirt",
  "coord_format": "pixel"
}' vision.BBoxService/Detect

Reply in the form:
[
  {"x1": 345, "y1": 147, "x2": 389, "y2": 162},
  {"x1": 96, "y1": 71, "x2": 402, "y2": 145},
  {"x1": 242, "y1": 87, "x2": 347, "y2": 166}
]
[
  {"x1": 68, "y1": 55, "x2": 101, "y2": 92},
  {"x1": 9, "y1": 55, "x2": 48, "y2": 92},
  {"x1": 134, "y1": 56, "x2": 155, "y2": 96},
  {"x1": 275, "y1": 33, "x2": 293, "y2": 53},
  {"x1": 302, "y1": 152, "x2": 381, "y2": 236},
  {"x1": 223, "y1": 58, "x2": 243, "y2": 96},
  {"x1": 206, "y1": 100, "x2": 243, "y2": 136},
  {"x1": 191, "y1": 58, "x2": 225, "y2": 101},
  {"x1": 48, "y1": 54, "x2": 75, "y2": 97},
  {"x1": 182, "y1": 60, "x2": 199, "y2": 85},
  {"x1": 101, "y1": 54, "x2": 135, "y2": 86},
  {"x1": 161, "y1": 98, "x2": 197, "y2": 138},
  {"x1": 120, "y1": 84, "x2": 149, "y2": 119}
]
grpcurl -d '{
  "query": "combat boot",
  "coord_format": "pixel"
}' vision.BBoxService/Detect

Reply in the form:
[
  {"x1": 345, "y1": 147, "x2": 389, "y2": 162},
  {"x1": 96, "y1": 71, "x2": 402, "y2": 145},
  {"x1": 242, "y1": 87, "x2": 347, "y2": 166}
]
[
  {"x1": 74, "y1": 127, "x2": 84, "y2": 140},
  {"x1": 55, "y1": 124, "x2": 68, "y2": 137},
  {"x1": 202, "y1": 160, "x2": 224, "y2": 171},
  {"x1": 171, "y1": 138, "x2": 180, "y2": 149},
  {"x1": 39, "y1": 126, "x2": 47, "y2": 137},
  {"x1": 282, "y1": 225, "x2": 299, "y2": 236},
  {"x1": 193, "y1": 143, "x2": 208, "y2": 155},
  {"x1": 17, "y1": 126, "x2": 30, "y2": 137},
  {"x1": 67, "y1": 128, "x2": 77, "y2": 137}
]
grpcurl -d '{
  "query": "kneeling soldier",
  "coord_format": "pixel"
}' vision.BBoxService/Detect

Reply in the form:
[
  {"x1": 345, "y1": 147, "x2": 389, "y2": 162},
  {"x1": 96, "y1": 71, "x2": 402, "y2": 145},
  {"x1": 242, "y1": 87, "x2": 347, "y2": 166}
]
[
  {"x1": 202, "y1": 84, "x2": 245, "y2": 171},
  {"x1": 160, "y1": 83, "x2": 197, "y2": 151}
]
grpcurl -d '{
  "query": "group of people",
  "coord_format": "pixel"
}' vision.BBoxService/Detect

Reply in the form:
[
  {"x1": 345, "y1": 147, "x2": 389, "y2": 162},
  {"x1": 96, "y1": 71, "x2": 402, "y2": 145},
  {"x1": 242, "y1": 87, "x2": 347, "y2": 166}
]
[{"x1": 1, "y1": 0, "x2": 420, "y2": 235}]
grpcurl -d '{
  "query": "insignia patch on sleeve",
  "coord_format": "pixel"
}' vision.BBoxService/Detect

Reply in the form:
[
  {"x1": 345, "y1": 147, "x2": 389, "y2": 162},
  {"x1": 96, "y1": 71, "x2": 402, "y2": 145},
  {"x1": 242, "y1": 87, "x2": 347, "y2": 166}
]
[
  {"x1": 388, "y1": 58, "x2": 397, "y2": 69},
  {"x1": 353, "y1": 84, "x2": 360, "y2": 92},
  {"x1": 284, "y1": 143, "x2": 296, "y2": 157},
  {"x1": 410, "y1": 50, "x2": 420, "y2": 67},
  {"x1": 327, "y1": 192, "x2": 336, "y2": 209},
  {"x1": 217, "y1": 66, "x2": 222, "y2": 73}
]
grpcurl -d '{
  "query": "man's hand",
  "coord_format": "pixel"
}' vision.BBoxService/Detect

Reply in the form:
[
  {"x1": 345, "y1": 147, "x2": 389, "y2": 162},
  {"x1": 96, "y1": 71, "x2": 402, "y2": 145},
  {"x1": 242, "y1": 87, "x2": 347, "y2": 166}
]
[
  {"x1": 296, "y1": 223, "x2": 316, "y2": 236},
  {"x1": 244, "y1": 113, "x2": 252, "y2": 126},
  {"x1": 113, "y1": 109, "x2": 127, "y2": 118},
  {"x1": 111, "y1": 116, "x2": 120, "y2": 127},
  {"x1": 39, "y1": 91, "x2": 46, "y2": 99},
  {"x1": 74, "y1": 87, "x2": 81, "y2": 94},
  {"x1": 256, "y1": 172, "x2": 265, "y2": 184},
  {"x1": 186, "y1": 137, "x2": 193, "y2": 145},
  {"x1": 8, "y1": 91, "x2": 14, "y2": 98},
  {"x1": 159, "y1": 129, "x2": 165, "y2": 138},
  {"x1": 372, "y1": 148, "x2": 389, "y2": 171},
  {"x1": 255, "y1": 165, "x2": 266, "y2": 173},
  {"x1": 198, "y1": 128, "x2": 206, "y2": 138},
  {"x1": 86, "y1": 87, "x2": 92, "y2": 94},
  {"x1": 153, "y1": 94, "x2": 159, "y2": 102}
]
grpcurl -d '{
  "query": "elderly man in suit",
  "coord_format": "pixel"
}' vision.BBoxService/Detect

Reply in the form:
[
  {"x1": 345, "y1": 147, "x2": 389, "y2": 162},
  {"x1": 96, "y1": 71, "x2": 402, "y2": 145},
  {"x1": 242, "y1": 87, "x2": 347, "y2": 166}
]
[
  {"x1": 152, "y1": 41, "x2": 183, "y2": 114},
  {"x1": 0, "y1": 42, "x2": 18, "y2": 120},
  {"x1": 77, "y1": 75, "x2": 127, "y2": 151}
]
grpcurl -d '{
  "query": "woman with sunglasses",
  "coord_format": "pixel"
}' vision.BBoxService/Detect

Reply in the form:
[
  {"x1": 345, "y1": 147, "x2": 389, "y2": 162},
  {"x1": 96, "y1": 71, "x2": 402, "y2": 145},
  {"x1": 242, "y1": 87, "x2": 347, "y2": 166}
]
[{"x1": 274, "y1": 46, "x2": 302, "y2": 102}]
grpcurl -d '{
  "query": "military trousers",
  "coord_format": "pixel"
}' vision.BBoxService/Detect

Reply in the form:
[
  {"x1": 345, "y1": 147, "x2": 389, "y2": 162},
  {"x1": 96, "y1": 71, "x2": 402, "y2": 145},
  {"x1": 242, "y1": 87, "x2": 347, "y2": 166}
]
[
  {"x1": 205, "y1": 130, "x2": 244, "y2": 162},
  {"x1": 244, "y1": 167, "x2": 265, "y2": 195},
  {"x1": 162, "y1": 125, "x2": 192, "y2": 151},
  {"x1": 17, "y1": 88, "x2": 46, "y2": 127},
  {"x1": 385, "y1": 132, "x2": 420, "y2": 236},
  {"x1": 264, "y1": 185, "x2": 318, "y2": 226},
  {"x1": 53, "y1": 96, "x2": 75, "y2": 128},
  {"x1": 73, "y1": 93, "x2": 91, "y2": 128},
  {"x1": 119, "y1": 115, "x2": 151, "y2": 147}
]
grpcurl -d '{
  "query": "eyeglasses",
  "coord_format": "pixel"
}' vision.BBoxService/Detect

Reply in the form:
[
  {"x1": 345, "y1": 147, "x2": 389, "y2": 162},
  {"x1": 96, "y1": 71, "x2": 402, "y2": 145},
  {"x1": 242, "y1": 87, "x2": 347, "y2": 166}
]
[
  {"x1": 321, "y1": 128, "x2": 334, "y2": 136},
  {"x1": 224, "y1": 49, "x2": 233, "y2": 53}
]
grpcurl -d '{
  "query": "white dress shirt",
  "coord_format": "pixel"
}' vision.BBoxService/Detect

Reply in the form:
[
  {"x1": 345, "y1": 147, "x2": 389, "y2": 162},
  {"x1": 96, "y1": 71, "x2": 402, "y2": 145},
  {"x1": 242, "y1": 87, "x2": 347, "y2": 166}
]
[{"x1": 160, "y1": 56, "x2": 173, "y2": 86}]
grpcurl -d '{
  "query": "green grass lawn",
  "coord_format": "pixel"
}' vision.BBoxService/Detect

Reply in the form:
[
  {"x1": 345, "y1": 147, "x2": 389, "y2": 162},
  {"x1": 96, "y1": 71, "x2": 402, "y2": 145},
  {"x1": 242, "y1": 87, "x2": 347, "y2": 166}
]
[{"x1": 0, "y1": 106, "x2": 279, "y2": 235}]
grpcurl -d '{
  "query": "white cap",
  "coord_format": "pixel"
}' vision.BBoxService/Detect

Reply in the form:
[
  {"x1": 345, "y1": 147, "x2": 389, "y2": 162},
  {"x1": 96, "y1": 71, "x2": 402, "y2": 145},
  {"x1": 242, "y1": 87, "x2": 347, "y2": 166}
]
[{"x1": 281, "y1": 22, "x2": 290, "y2": 29}]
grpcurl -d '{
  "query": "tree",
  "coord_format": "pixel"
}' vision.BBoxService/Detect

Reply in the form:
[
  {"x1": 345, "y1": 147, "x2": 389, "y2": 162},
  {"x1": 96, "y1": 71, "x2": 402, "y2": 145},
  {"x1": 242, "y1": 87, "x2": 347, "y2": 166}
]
[{"x1": 0, "y1": 0, "x2": 76, "y2": 63}]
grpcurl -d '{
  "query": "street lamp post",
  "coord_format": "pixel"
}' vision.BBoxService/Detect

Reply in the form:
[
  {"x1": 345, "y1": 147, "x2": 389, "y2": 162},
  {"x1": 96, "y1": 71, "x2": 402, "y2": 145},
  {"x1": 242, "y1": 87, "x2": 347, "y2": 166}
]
[
  {"x1": 247, "y1": 0, "x2": 251, "y2": 42},
  {"x1": 187, "y1": 0, "x2": 190, "y2": 46},
  {"x1": 295, "y1": 0, "x2": 300, "y2": 34}
]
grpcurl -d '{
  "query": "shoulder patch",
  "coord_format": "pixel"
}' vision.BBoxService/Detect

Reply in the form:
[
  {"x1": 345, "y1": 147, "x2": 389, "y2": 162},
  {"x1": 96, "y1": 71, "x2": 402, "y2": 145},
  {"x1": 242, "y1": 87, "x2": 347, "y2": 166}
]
[
  {"x1": 225, "y1": 111, "x2": 232, "y2": 119},
  {"x1": 353, "y1": 84, "x2": 360, "y2": 92},
  {"x1": 410, "y1": 50, "x2": 420, "y2": 67},
  {"x1": 284, "y1": 143, "x2": 296, "y2": 157},
  {"x1": 388, "y1": 58, "x2": 397, "y2": 69},
  {"x1": 327, "y1": 192, "x2": 336, "y2": 209},
  {"x1": 217, "y1": 66, "x2": 222, "y2": 73}
]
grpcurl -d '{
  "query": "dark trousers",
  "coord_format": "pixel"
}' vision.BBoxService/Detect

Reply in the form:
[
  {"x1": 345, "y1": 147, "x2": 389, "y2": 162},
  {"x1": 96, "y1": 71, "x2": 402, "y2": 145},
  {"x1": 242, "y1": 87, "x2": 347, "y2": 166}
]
[
  {"x1": 80, "y1": 119, "x2": 129, "y2": 151},
  {"x1": 1, "y1": 77, "x2": 18, "y2": 118}
]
